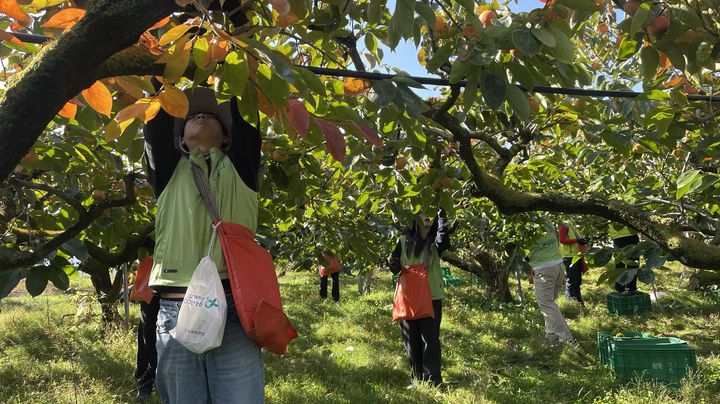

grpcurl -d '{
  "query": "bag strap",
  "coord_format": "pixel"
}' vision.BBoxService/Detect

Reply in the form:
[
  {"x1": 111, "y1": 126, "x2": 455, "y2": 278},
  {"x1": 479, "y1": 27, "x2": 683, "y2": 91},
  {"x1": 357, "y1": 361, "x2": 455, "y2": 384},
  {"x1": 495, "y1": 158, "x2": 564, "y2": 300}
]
[{"x1": 191, "y1": 163, "x2": 221, "y2": 222}]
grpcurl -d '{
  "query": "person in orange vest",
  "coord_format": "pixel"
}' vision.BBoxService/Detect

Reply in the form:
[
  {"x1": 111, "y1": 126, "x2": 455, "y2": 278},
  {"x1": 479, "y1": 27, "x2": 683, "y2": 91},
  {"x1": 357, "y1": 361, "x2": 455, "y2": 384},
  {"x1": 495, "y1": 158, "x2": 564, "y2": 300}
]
[
  {"x1": 318, "y1": 252, "x2": 341, "y2": 303},
  {"x1": 558, "y1": 220, "x2": 589, "y2": 304}
]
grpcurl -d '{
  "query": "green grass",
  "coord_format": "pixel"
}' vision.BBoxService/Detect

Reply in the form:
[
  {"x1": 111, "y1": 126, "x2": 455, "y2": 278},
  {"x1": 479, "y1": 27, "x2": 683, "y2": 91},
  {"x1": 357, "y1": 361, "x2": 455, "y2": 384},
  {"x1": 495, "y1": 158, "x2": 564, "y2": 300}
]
[{"x1": 1, "y1": 265, "x2": 719, "y2": 403}]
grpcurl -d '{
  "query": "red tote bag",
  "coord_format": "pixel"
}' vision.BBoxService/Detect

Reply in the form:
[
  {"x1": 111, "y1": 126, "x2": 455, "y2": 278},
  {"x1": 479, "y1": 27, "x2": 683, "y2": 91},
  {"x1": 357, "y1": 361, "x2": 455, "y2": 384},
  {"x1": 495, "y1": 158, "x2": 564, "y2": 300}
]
[
  {"x1": 392, "y1": 264, "x2": 435, "y2": 322},
  {"x1": 318, "y1": 255, "x2": 341, "y2": 278},
  {"x1": 130, "y1": 256, "x2": 154, "y2": 304},
  {"x1": 216, "y1": 221, "x2": 298, "y2": 356}
]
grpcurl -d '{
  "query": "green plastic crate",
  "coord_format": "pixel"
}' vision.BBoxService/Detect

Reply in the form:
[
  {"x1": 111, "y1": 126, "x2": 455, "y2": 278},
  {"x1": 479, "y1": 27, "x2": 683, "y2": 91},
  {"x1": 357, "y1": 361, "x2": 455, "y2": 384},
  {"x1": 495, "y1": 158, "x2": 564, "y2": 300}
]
[
  {"x1": 597, "y1": 331, "x2": 655, "y2": 365},
  {"x1": 611, "y1": 338, "x2": 697, "y2": 384},
  {"x1": 607, "y1": 291, "x2": 652, "y2": 315}
]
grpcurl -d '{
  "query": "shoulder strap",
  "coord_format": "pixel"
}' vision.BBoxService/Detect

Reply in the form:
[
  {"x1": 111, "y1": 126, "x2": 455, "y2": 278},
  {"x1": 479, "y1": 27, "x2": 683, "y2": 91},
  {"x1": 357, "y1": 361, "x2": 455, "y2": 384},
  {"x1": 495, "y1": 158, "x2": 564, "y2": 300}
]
[{"x1": 191, "y1": 164, "x2": 221, "y2": 222}]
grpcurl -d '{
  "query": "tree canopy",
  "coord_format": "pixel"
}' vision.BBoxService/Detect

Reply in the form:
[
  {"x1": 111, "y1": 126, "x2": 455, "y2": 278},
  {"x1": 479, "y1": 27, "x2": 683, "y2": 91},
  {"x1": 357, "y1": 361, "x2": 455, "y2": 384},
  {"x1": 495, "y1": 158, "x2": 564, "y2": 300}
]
[{"x1": 2, "y1": 0, "x2": 720, "y2": 300}]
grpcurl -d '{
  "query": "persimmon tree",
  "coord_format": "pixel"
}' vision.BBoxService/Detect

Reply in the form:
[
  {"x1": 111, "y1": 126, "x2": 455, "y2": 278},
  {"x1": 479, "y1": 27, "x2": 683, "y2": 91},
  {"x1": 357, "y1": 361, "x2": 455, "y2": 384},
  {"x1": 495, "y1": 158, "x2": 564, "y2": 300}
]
[{"x1": 1, "y1": 0, "x2": 720, "y2": 307}]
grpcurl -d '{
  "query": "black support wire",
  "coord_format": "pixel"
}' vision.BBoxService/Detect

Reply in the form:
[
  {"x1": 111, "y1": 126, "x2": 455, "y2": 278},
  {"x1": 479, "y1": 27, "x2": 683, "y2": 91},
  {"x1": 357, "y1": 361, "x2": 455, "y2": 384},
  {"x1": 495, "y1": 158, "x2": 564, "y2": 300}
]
[{"x1": 4, "y1": 32, "x2": 719, "y2": 103}]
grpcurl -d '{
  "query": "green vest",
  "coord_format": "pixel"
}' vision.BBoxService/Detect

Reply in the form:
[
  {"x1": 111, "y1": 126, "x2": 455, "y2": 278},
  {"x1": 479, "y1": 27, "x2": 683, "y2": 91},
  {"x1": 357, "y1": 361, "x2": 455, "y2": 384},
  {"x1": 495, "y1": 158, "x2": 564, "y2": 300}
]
[
  {"x1": 559, "y1": 223, "x2": 581, "y2": 258},
  {"x1": 609, "y1": 223, "x2": 636, "y2": 240},
  {"x1": 528, "y1": 230, "x2": 562, "y2": 268},
  {"x1": 399, "y1": 235, "x2": 445, "y2": 300},
  {"x1": 149, "y1": 148, "x2": 258, "y2": 288}
]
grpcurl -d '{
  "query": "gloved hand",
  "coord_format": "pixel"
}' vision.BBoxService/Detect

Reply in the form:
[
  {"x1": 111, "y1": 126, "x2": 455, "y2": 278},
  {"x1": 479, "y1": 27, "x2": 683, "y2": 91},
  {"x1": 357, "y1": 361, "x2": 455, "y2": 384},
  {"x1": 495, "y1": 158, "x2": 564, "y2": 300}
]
[{"x1": 577, "y1": 237, "x2": 588, "y2": 245}]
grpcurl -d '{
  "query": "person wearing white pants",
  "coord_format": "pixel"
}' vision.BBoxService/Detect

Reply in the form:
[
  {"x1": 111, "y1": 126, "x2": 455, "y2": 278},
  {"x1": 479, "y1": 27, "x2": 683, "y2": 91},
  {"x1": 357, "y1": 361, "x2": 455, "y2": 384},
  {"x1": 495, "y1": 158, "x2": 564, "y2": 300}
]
[{"x1": 528, "y1": 222, "x2": 575, "y2": 344}]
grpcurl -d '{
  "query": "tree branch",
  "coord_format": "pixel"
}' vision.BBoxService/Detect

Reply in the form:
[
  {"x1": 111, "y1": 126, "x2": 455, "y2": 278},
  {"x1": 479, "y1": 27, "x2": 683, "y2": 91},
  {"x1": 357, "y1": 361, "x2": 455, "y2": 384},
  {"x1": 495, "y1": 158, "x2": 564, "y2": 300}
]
[
  {"x1": 0, "y1": 173, "x2": 140, "y2": 268},
  {"x1": 12, "y1": 178, "x2": 85, "y2": 214},
  {"x1": 0, "y1": 0, "x2": 176, "y2": 181}
]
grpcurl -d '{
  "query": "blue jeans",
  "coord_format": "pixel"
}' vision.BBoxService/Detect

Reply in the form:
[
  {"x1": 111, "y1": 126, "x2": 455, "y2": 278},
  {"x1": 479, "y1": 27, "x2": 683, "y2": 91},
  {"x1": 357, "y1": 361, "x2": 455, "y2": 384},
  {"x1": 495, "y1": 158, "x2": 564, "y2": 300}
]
[{"x1": 156, "y1": 292, "x2": 264, "y2": 404}]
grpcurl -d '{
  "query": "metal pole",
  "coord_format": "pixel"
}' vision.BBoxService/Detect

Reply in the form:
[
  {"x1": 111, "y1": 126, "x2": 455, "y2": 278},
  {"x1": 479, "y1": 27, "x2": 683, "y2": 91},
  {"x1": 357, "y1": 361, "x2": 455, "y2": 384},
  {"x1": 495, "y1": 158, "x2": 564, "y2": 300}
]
[
  {"x1": 4, "y1": 32, "x2": 720, "y2": 102},
  {"x1": 123, "y1": 263, "x2": 130, "y2": 330}
]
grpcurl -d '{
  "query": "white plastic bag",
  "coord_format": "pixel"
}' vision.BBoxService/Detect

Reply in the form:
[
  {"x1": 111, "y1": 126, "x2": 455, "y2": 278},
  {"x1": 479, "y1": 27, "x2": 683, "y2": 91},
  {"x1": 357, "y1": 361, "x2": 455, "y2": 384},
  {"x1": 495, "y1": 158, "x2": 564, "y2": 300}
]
[{"x1": 170, "y1": 228, "x2": 227, "y2": 353}]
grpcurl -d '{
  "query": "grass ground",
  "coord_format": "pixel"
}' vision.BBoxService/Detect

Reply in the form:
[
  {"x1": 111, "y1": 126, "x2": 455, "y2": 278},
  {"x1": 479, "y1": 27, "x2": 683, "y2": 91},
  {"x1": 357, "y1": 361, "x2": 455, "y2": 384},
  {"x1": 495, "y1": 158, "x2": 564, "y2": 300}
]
[{"x1": 0, "y1": 264, "x2": 718, "y2": 403}]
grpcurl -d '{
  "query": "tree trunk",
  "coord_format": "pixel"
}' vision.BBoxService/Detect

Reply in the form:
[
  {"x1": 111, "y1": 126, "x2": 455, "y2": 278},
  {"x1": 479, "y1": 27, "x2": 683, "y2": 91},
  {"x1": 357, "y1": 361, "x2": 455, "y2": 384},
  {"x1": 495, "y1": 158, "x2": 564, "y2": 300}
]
[
  {"x1": 686, "y1": 270, "x2": 720, "y2": 290},
  {"x1": 442, "y1": 251, "x2": 514, "y2": 303},
  {"x1": 0, "y1": 0, "x2": 175, "y2": 181}
]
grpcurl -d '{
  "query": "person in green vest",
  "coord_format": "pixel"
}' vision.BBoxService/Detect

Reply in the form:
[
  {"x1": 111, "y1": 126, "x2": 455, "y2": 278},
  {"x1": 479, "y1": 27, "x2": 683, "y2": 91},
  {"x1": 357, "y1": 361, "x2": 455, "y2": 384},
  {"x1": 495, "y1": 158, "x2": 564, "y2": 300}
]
[
  {"x1": 558, "y1": 220, "x2": 588, "y2": 304},
  {"x1": 143, "y1": 85, "x2": 264, "y2": 403},
  {"x1": 389, "y1": 209, "x2": 451, "y2": 387},
  {"x1": 609, "y1": 223, "x2": 640, "y2": 293},
  {"x1": 528, "y1": 220, "x2": 576, "y2": 345}
]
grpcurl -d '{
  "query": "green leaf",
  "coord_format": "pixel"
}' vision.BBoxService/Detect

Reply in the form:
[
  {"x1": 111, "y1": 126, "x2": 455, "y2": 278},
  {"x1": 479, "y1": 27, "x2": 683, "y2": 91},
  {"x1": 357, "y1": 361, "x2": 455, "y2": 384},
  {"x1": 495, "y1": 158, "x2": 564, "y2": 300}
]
[
  {"x1": 61, "y1": 238, "x2": 88, "y2": 262},
  {"x1": 369, "y1": 80, "x2": 397, "y2": 106},
  {"x1": 47, "y1": 265, "x2": 70, "y2": 291},
  {"x1": 224, "y1": 50, "x2": 249, "y2": 97},
  {"x1": 463, "y1": 68, "x2": 480, "y2": 111},
  {"x1": 630, "y1": 2, "x2": 651, "y2": 34},
  {"x1": 0, "y1": 269, "x2": 21, "y2": 299},
  {"x1": 297, "y1": 67, "x2": 326, "y2": 96},
  {"x1": 511, "y1": 30, "x2": 541, "y2": 56},
  {"x1": 449, "y1": 59, "x2": 471, "y2": 84},
  {"x1": 25, "y1": 268, "x2": 49, "y2": 297},
  {"x1": 415, "y1": 1, "x2": 435, "y2": 34},
  {"x1": 387, "y1": 0, "x2": 415, "y2": 49},
  {"x1": 481, "y1": 73, "x2": 507, "y2": 109},
  {"x1": 674, "y1": 4, "x2": 703, "y2": 29},
  {"x1": 506, "y1": 85, "x2": 530, "y2": 121},
  {"x1": 548, "y1": 25, "x2": 574, "y2": 64},
  {"x1": 427, "y1": 43, "x2": 452, "y2": 72},
  {"x1": 617, "y1": 38, "x2": 639, "y2": 61},
  {"x1": 531, "y1": 27, "x2": 556, "y2": 47},
  {"x1": 676, "y1": 169, "x2": 701, "y2": 199},
  {"x1": 640, "y1": 46, "x2": 659, "y2": 82}
]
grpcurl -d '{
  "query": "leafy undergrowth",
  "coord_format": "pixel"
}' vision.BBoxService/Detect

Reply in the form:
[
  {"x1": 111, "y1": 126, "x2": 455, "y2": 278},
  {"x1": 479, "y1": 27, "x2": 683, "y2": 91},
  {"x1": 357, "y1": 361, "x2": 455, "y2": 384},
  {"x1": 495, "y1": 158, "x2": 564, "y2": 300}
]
[{"x1": 0, "y1": 265, "x2": 718, "y2": 403}]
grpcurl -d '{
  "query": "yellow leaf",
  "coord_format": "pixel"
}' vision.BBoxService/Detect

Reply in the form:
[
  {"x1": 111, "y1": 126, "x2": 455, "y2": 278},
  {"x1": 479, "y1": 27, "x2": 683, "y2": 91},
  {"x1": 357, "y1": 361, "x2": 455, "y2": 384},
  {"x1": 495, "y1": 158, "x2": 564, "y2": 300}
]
[
  {"x1": 159, "y1": 86, "x2": 189, "y2": 118},
  {"x1": 42, "y1": 8, "x2": 85, "y2": 30},
  {"x1": 115, "y1": 76, "x2": 146, "y2": 100},
  {"x1": 58, "y1": 102, "x2": 77, "y2": 120},
  {"x1": 104, "y1": 120, "x2": 121, "y2": 142},
  {"x1": 82, "y1": 81, "x2": 113, "y2": 117},
  {"x1": 343, "y1": 78, "x2": 369, "y2": 96},
  {"x1": 159, "y1": 24, "x2": 193, "y2": 47},
  {"x1": 0, "y1": 0, "x2": 32, "y2": 27},
  {"x1": 417, "y1": 48, "x2": 427, "y2": 67},
  {"x1": 116, "y1": 98, "x2": 161, "y2": 123}
]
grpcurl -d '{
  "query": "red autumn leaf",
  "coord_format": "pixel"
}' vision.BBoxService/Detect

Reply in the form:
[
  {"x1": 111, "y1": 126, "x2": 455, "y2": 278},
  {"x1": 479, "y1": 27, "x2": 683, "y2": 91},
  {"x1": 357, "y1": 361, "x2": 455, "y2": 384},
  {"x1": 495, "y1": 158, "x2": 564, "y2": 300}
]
[
  {"x1": 284, "y1": 99, "x2": 310, "y2": 138},
  {"x1": 158, "y1": 86, "x2": 189, "y2": 118},
  {"x1": 204, "y1": 38, "x2": 229, "y2": 67},
  {"x1": 257, "y1": 90, "x2": 276, "y2": 117},
  {"x1": 314, "y1": 118, "x2": 346, "y2": 162},
  {"x1": 351, "y1": 121, "x2": 383, "y2": 149},
  {"x1": 0, "y1": 0, "x2": 32, "y2": 27},
  {"x1": 277, "y1": 10, "x2": 299, "y2": 28},
  {"x1": 0, "y1": 30, "x2": 24, "y2": 46},
  {"x1": 42, "y1": 8, "x2": 86, "y2": 30},
  {"x1": 58, "y1": 102, "x2": 77, "y2": 120},
  {"x1": 149, "y1": 16, "x2": 170, "y2": 30},
  {"x1": 82, "y1": 81, "x2": 113, "y2": 117},
  {"x1": 270, "y1": 0, "x2": 291, "y2": 16}
]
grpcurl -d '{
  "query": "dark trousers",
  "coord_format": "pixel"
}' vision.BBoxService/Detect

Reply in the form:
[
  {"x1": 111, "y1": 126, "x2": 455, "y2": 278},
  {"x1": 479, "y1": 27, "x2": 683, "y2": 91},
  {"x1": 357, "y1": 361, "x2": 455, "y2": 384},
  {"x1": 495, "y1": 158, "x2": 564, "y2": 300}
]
[
  {"x1": 400, "y1": 299, "x2": 443, "y2": 385},
  {"x1": 135, "y1": 294, "x2": 160, "y2": 389},
  {"x1": 319, "y1": 271, "x2": 340, "y2": 302},
  {"x1": 563, "y1": 257, "x2": 583, "y2": 303},
  {"x1": 613, "y1": 235, "x2": 640, "y2": 292}
]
